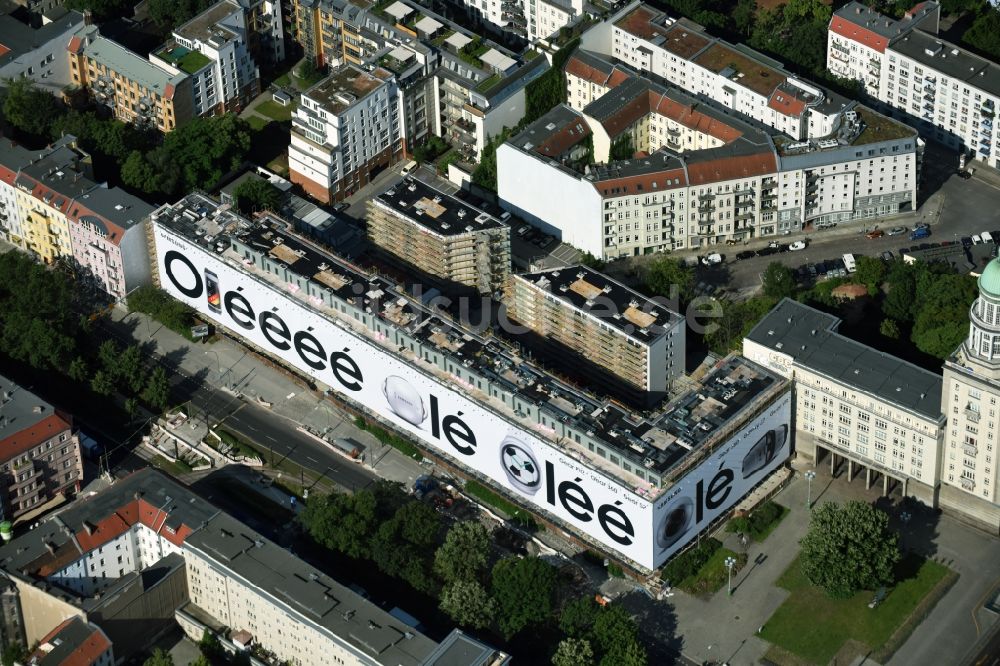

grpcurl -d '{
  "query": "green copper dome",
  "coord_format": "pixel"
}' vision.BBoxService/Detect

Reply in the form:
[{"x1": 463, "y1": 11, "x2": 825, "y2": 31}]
[{"x1": 980, "y1": 258, "x2": 1000, "y2": 298}]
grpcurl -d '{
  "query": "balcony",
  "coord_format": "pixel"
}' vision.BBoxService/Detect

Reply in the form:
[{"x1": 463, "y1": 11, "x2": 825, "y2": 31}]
[
  {"x1": 960, "y1": 477, "x2": 975, "y2": 491},
  {"x1": 963, "y1": 444, "x2": 978, "y2": 456},
  {"x1": 697, "y1": 203, "x2": 715, "y2": 213}
]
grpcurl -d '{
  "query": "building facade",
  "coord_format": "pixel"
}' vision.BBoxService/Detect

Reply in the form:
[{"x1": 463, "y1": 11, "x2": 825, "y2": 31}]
[
  {"x1": 366, "y1": 178, "x2": 510, "y2": 294},
  {"x1": 68, "y1": 26, "x2": 196, "y2": 132},
  {"x1": 0, "y1": 376, "x2": 82, "y2": 524},
  {"x1": 939, "y1": 260, "x2": 1000, "y2": 530},
  {"x1": 0, "y1": 137, "x2": 154, "y2": 299},
  {"x1": 289, "y1": 65, "x2": 402, "y2": 203},
  {"x1": 0, "y1": 8, "x2": 84, "y2": 95},
  {"x1": 828, "y1": 1, "x2": 1000, "y2": 167},
  {"x1": 506, "y1": 265, "x2": 684, "y2": 403},
  {"x1": 498, "y1": 52, "x2": 918, "y2": 258}
]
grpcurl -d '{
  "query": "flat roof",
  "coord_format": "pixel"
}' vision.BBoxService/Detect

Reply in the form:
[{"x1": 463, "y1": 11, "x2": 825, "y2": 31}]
[
  {"x1": 414, "y1": 15, "x2": 442, "y2": 33},
  {"x1": 304, "y1": 65, "x2": 388, "y2": 114},
  {"x1": 515, "y1": 265, "x2": 682, "y2": 343},
  {"x1": 174, "y1": 0, "x2": 241, "y2": 44},
  {"x1": 745, "y1": 298, "x2": 943, "y2": 421},
  {"x1": 444, "y1": 32, "x2": 471, "y2": 49},
  {"x1": 891, "y1": 29, "x2": 1000, "y2": 99},
  {"x1": 384, "y1": 0, "x2": 412, "y2": 20},
  {"x1": 0, "y1": 375, "x2": 61, "y2": 446},
  {"x1": 186, "y1": 512, "x2": 438, "y2": 665},
  {"x1": 372, "y1": 177, "x2": 504, "y2": 237},
  {"x1": 481, "y1": 48, "x2": 516, "y2": 72},
  {"x1": 421, "y1": 630, "x2": 509, "y2": 666}
]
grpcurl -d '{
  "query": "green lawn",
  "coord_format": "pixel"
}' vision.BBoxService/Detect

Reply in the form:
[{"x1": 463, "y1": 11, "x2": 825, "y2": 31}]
[
  {"x1": 274, "y1": 73, "x2": 292, "y2": 87},
  {"x1": 247, "y1": 115, "x2": 270, "y2": 132},
  {"x1": 255, "y1": 99, "x2": 294, "y2": 121},
  {"x1": 464, "y1": 480, "x2": 538, "y2": 529},
  {"x1": 678, "y1": 547, "x2": 747, "y2": 595},
  {"x1": 761, "y1": 555, "x2": 951, "y2": 664}
]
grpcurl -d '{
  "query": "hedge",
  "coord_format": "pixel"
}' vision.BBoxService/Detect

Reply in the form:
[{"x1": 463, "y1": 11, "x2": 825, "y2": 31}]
[{"x1": 661, "y1": 537, "x2": 722, "y2": 585}]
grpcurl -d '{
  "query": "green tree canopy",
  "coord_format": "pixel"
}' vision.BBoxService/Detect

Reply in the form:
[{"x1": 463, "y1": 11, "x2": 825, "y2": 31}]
[
  {"x1": 439, "y1": 580, "x2": 496, "y2": 629},
  {"x1": 552, "y1": 638, "x2": 595, "y2": 666},
  {"x1": 369, "y1": 500, "x2": 442, "y2": 594},
  {"x1": 761, "y1": 262, "x2": 797, "y2": 300},
  {"x1": 964, "y1": 9, "x2": 1000, "y2": 60},
  {"x1": 800, "y1": 500, "x2": 900, "y2": 598},
  {"x1": 234, "y1": 178, "x2": 283, "y2": 215},
  {"x1": 854, "y1": 256, "x2": 887, "y2": 295},
  {"x1": 299, "y1": 490, "x2": 379, "y2": 559},
  {"x1": 142, "y1": 648, "x2": 175, "y2": 666},
  {"x1": 491, "y1": 556, "x2": 558, "y2": 638},
  {"x1": 911, "y1": 273, "x2": 977, "y2": 358},
  {"x1": 2, "y1": 79, "x2": 63, "y2": 137},
  {"x1": 142, "y1": 366, "x2": 171, "y2": 411},
  {"x1": 880, "y1": 318, "x2": 901, "y2": 339},
  {"x1": 559, "y1": 596, "x2": 600, "y2": 638},
  {"x1": 434, "y1": 521, "x2": 490, "y2": 584},
  {"x1": 701, "y1": 296, "x2": 776, "y2": 355},
  {"x1": 644, "y1": 257, "x2": 693, "y2": 303},
  {"x1": 609, "y1": 134, "x2": 636, "y2": 161},
  {"x1": 147, "y1": 0, "x2": 211, "y2": 29}
]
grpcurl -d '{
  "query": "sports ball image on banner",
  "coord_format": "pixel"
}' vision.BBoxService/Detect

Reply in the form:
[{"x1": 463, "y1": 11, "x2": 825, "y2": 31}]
[
  {"x1": 499, "y1": 435, "x2": 542, "y2": 496},
  {"x1": 383, "y1": 375, "x2": 427, "y2": 427}
]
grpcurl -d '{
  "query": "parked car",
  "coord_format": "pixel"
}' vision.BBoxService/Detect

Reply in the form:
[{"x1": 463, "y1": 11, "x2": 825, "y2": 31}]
[
  {"x1": 807, "y1": 264, "x2": 818, "y2": 278},
  {"x1": 333, "y1": 202, "x2": 350, "y2": 212},
  {"x1": 788, "y1": 240, "x2": 807, "y2": 251},
  {"x1": 887, "y1": 226, "x2": 907, "y2": 236},
  {"x1": 736, "y1": 250, "x2": 755, "y2": 261},
  {"x1": 881, "y1": 250, "x2": 894, "y2": 262},
  {"x1": 757, "y1": 247, "x2": 778, "y2": 257},
  {"x1": 982, "y1": 231, "x2": 994, "y2": 244},
  {"x1": 910, "y1": 227, "x2": 931, "y2": 241},
  {"x1": 701, "y1": 253, "x2": 723, "y2": 265},
  {"x1": 866, "y1": 229, "x2": 885, "y2": 239},
  {"x1": 958, "y1": 170, "x2": 973, "y2": 180},
  {"x1": 961, "y1": 236, "x2": 973, "y2": 247},
  {"x1": 516, "y1": 224, "x2": 530, "y2": 236},
  {"x1": 401, "y1": 160, "x2": 418, "y2": 176}
]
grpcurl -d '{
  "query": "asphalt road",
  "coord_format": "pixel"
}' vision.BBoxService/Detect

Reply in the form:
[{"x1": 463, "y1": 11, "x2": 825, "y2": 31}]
[{"x1": 969, "y1": 625, "x2": 1000, "y2": 666}]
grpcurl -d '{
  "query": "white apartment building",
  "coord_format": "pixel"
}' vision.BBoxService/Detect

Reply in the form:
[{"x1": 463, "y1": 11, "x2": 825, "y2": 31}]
[
  {"x1": 506, "y1": 265, "x2": 684, "y2": 403},
  {"x1": 940, "y1": 260, "x2": 1000, "y2": 530},
  {"x1": 743, "y1": 298, "x2": 946, "y2": 509},
  {"x1": 498, "y1": 53, "x2": 918, "y2": 258},
  {"x1": 582, "y1": 2, "x2": 844, "y2": 141},
  {"x1": 829, "y1": 1, "x2": 1000, "y2": 167},
  {"x1": 0, "y1": 9, "x2": 84, "y2": 95},
  {"x1": 458, "y1": 0, "x2": 583, "y2": 41},
  {"x1": 289, "y1": 65, "x2": 401, "y2": 203},
  {"x1": 151, "y1": 0, "x2": 267, "y2": 115}
]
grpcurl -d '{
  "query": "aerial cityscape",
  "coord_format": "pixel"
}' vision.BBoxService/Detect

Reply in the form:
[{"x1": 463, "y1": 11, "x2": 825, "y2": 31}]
[{"x1": 0, "y1": 0, "x2": 998, "y2": 663}]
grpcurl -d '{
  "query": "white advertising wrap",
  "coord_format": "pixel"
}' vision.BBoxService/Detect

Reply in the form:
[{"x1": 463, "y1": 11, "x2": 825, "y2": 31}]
[
  {"x1": 153, "y1": 225, "x2": 792, "y2": 569},
  {"x1": 651, "y1": 392, "x2": 793, "y2": 565}
]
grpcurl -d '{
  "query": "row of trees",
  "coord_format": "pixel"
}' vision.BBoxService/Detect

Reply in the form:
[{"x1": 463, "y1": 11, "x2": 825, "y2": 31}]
[
  {"x1": 2, "y1": 81, "x2": 252, "y2": 200},
  {"x1": 66, "y1": 0, "x2": 210, "y2": 29},
  {"x1": 298, "y1": 482, "x2": 648, "y2": 662}
]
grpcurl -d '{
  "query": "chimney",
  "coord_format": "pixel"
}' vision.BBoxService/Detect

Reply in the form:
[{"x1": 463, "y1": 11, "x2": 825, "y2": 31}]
[{"x1": 83, "y1": 9, "x2": 93, "y2": 25}]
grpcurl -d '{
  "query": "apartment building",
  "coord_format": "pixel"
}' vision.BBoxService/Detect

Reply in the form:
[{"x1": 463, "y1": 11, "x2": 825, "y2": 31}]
[
  {"x1": 582, "y1": 2, "x2": 845, "y2": 142},
  {"x1": 290, "y1": 0, "x2": 549, "y2": 160},
  {"x1": 455, "y1": 0, "x2": 584, "y2": 41},
  {"x1": 289, "y1": 65, "x2": 401, "y2": 203},
  {"x1": 366, "y1": 178, "x2": 510, "y2": 294},
  {"x1": 0, "y1": 137, "x2": 154, "y2": 299},
  {"x1": 0, "y1": 8, "x2": 84, "y2": 94},
  {"x1": 150, "y1": 0, "x2": 268, "y2": 115},
  {"x1": 743, "y1": 298, "x2": 945, "y2": 508},
  {"x1": 506, "y1": 265, "x2": 684, "y2": 404},
  {"x1": 828, "y1": 1, "x2": 1000, "y2": 166},
  {"x1": 940, "y1": 259, "x2": 1000, "y2": 530},
  {"x1": 29, "y1": 617, "x2": 114, "y2": 666},
  {"x1": 0, "y1": 376, "x2": 82, "y2": 524},
  {"x1": 68, "y1": 25, "x2": 196, "y2": 132},
  {"x1": 498, "y1": 55, "x2": 918, "y2": 257},
  {"x1": 0, "y1": 468, "x2": 503, "y2": 665}
]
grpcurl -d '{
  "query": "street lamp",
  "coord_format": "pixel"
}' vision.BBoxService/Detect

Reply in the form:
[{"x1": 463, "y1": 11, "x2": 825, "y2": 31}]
[
  {"x1": 725, "y1": 556, "x2": 736, "y2": 596},
  {"x1": 805, "y1": 470, "x2": 817, "y2": 509}
]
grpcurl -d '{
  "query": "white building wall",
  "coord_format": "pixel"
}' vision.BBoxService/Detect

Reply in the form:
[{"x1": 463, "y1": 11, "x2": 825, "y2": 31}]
[
  {"x1": 496, "y1": 143, "x2": 603, "y2": 255},
  {"x1": 0, "y1": 14, "x2": 84, "y2": 95}
]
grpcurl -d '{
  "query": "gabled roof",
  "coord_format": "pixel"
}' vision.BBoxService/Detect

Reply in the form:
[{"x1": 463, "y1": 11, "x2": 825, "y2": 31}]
[
  {"x1": 829, "y1": 15, "x2": 889, "y2": 53},
  {"x1": 564, "y1": 50, "x2": 632, "y2": 89},
  {"x1": 31, "y1": 617, "x2": 111, "y2": 666}
]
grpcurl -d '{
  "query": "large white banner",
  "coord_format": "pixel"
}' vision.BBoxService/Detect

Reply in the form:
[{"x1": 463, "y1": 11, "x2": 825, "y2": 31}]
[
  {"x1": 154, "y1": 227, "x2": 659, "y2": 566},
  {"x1": 651, "y1": 392, "x2": 793, "y2": 567}
]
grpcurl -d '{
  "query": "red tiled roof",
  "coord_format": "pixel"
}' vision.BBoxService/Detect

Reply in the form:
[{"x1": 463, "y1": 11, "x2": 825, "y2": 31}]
[
  {"x1": 534, "y1": 120, "x2": 591, "y2": 158},
  {"x1": 686, "y1": 151, "x2": 777, "y2": 185},
  {"x1": 564, "y1": 55, "x2": 630, "y2": 90},
  {"x1": 66, "y1": 36, "x2": 83, "y2": 55},
  {"x1": 650, "y1": 94, "x2": 744, "y2": 142},
  {"x1": 829, "y1": 16, "x2": 888, "y2": 53},
  {"x1": 0, "y1": 45, "x2": 9, "y2": 58},
  {"x1": 34, "y1": 618, "x2": 112, "y2": 666},
  {"x1": 595, "y1": 167, "x2": 687, "y2": 196},
  {"x1": 0, "y1": 414, "x2": 73, "y2": 465},
  {"x1": 767, "y1": 89, "x2": 807, "y2": 117},
  {"x1": 164, "y1": 82, "x2": 175, "y2": 100},
  {"x1": 68, "y1": 203, "x2": 125, "y2": 246}
]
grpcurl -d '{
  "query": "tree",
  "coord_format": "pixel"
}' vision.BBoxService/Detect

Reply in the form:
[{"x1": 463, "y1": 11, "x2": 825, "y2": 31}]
[
  {"x1": 118, "y1": 344, "x2": 147, "y2": 394},
  {"x1": 523, "y1": 39, "x2": 579, "y2": 125},
  {"x1": 559, "y1": 596, "x2": 600, "y2": 638},
  {"x1": 198, "y1": 629, "x2": 224, "y2": 664},
  {"x1": 471, "y1": 127, "x2": 512, "y2": 191},
  {"x1": 190, "y1": 657, "x2": 211, "y2": 666},
  {"x1": 296, "y1": 58, "x2": 322, "y2": 83},
  {"x1": 880, "y1": 318, "x2": 900, "y2": 339},
  {"x1": 600, "y1": 639, "x2": 647, "y2": 666},
  {"x1": 609, "y1": 134, "x2": 635, "y2": 161},
  {"x1": 733, "y1": 0, "x2": 757, "y2": 36},
  {"x1": 491, "y1": 556, "x2": 557, "y2": 638},
  {"x1": 234, "y1": 178, "x2": 283, "y2": 215},
  {"x1": 439, "y1": 580, "x2": 496, "y2": 629},
  {"x1": 553, "y1": 638, "x2": 594, "y2": 666},
  {"x1": 299, "y1": 490, "x2": 379, "y2": 559},
  {"x1": 142, "y1": 367, "x2": 171, "y2": 411},
  {"x1": 370, "y1": 500, "x2": 442, "y2": 594},
  {"x1": 883, "y1": 265, "x2": 917, "y2": 322},
  {"x1": 147, "y1": 0, "x2": 211, "y2": 30},
  {"x1": 435, "y1": 521, "x2": 490, "y2": 584},
  {"x1": 964, "y1": 9, "x2": 1000, "y2": 60},
  {"x1": 1, "y1": 642, "x2": 26, "y2": 666},
  {"x1": 2, "y1": 79, "x2": 62, "y2": 137},
  {"x1": 68, "y1": 356, "x2": 89, "y2": 383},
  {"x1": 644, "y1": 257, "x2": 693, "y2": 303},
  {"x1": 591, "y1": 605, "x2": 641, "y2": 656},
  {"x1": 98, "y1": 340, "x2": 121, "y2": 375},
  {"x1": 911, "y1": 273, "x2": 977, "y2": 359},
  {"x1": 65, "y1": 0, "x2": 131, "y2": 20},
  {"x1": 761, "y1": 262, "x2": 796, "y2": 300},
  {"x1": 143, "y1": 649, "x2": 174, "y2": 666},
  {"x1": 91, "y1": 370, "x2": 115, "y2": 396},
  {"x1": 854, "y1": 256, "x2": 887, "y2": 295},
  {"x1": 800, "y1": 500, "x2": 900, "y2": 598},
  {"x1": 702, "y1": 296, "x2": 776, "y2": 355},
  {"x1": 125, "y1": 397, "x2": 139, "y2": 419}
]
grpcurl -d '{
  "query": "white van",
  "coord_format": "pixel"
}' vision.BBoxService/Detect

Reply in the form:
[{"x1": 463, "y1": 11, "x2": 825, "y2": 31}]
[
  {"x1": 982, "y1": 231, "x2": 994, "y2": 244},
  {"x1": 401, "y1": 160, "x2": 417, "y2": 176},
  {"x1": 842, "y1": 253, "x2": 856, "y2": 273},
  {"x1": 973, "y1": 234, "x2": 983, "y2": 245}
]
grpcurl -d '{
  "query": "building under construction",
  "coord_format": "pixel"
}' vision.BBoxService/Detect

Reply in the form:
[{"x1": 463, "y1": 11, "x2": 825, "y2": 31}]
[{"x1": 366, "y1": 178, "x2": 510, "y2": 294}]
